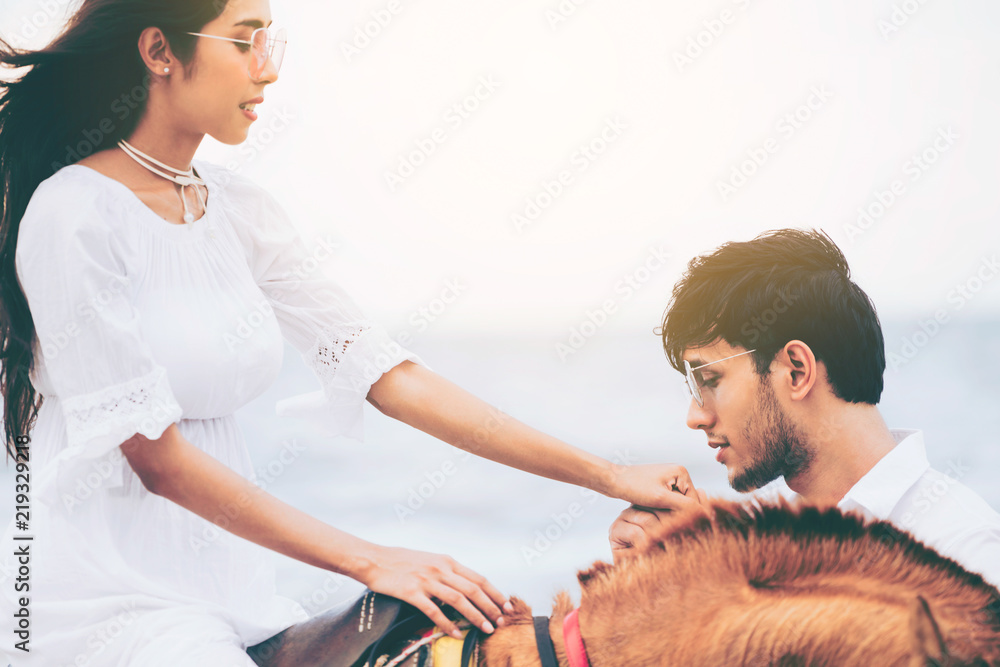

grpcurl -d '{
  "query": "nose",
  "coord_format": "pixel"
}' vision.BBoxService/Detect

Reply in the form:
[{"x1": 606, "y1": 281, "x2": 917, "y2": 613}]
[
  {"x1": 686, "y1": 397, "x2": 715, "y2": 432},
  {"x1": 254, "y1": 54, "x2": 280, "y2": 84}
]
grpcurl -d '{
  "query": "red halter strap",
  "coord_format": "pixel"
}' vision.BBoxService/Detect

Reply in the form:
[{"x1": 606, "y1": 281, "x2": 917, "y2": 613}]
[{"x1": 562, "y1": 608, "x2": 590, "y2": 667}]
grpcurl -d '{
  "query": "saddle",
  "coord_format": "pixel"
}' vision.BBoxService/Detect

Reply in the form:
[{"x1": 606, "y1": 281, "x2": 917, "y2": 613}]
[{"x1": 247, "y1": 590, "x2": 481, "y2": 667}]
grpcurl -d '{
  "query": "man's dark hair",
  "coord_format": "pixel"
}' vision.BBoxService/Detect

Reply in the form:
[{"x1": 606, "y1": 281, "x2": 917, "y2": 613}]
[{"x1": 659, "y1": 228, "x2": 885, "y2": 404}]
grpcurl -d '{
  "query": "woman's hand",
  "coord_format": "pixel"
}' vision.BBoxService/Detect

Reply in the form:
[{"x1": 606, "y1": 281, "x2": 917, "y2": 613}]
[
  {"x1": 369, "y1": 364, "x2": 708, "y2": 509},
  {"x1": 604, "y1": 462, "x2": 707, "y2": 509},
  {"x1": 358, "y1": 545, "x2": 513, "y2": 639}
]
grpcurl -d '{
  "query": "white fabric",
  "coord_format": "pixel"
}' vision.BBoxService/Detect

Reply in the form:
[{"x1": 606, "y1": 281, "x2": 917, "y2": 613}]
[
  {"x1": 0, "y1": 160, "x2": 425, "y2": 665},
  {"x1": 756, "y1": 428, "x2": 1000, "y2": 590},
  {"x1": 836, "y1": 429, "x2": 1000, "y2": 591}
]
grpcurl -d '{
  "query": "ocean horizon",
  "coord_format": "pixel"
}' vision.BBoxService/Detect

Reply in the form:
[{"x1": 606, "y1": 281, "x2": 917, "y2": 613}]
[{"x1": 2, "y1": 321, "x2": 997, "y2": 615}]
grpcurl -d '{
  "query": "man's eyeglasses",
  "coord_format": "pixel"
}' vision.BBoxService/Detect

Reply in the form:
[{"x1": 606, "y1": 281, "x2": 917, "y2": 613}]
[
  {"x1": 185, "y1": 27, "x2": 287, "y2": 79},
  {"x1": 683, "y1": 349, "x2": 757, "y2": 407}
]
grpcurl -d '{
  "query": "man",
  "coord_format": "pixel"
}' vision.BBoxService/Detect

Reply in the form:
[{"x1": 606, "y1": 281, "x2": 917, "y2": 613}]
[{"x1": 609, "y1": 228, "x2": 1000, "y2": 590}]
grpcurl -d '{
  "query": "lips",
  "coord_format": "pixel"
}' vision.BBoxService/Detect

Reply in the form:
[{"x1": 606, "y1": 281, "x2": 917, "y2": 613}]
[
  {"x1": 239, "y1": 96, "x2": 264, "y2": 111},
  {"x1": 708, "y1": 439, "x2": 729, "y2": 464}
]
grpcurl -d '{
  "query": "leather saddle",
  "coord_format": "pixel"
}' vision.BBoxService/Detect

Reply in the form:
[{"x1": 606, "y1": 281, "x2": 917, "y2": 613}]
[{"x1": 247, "y1": 590, "x2": 443, "y2": 667}]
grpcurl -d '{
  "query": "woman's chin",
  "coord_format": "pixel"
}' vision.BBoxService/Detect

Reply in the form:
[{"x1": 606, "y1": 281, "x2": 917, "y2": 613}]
[{"x1": 210, "y1": 127, "x2": 251, "y2": 147}]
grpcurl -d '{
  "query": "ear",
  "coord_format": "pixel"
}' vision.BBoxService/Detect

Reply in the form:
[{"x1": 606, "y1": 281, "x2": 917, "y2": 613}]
[
  {"x1": 773, "y1": 340, "x2": 817, "y2": 402},
  {"x1": 136, "y1": 26, "x2": 177, "y2": 77},
  {"x1": 908, "y1": 595, "x2": 947, "y2": 666}
]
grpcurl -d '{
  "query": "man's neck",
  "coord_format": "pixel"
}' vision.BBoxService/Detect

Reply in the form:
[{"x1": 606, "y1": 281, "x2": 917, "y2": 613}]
[{"x1": 785, "y1": 406, "x2": 898, "y2": 505}]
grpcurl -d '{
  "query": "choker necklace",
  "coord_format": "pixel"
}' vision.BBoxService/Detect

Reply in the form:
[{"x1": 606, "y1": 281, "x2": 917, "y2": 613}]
[{"x1": 116, "y1": 139, "x2": 207, "y2": 225}]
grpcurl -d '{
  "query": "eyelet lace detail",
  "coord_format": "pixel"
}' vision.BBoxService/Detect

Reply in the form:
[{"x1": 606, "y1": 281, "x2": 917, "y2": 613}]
[
  {"x1": 303, "y1": 320, "x2": 375, "y2": 388},
  {"x1": 275, "y1": 321, "x2": 426, "y2": 440},
  {"x1": 59, "y1": 366, "x2": 183, "y2": 448}
]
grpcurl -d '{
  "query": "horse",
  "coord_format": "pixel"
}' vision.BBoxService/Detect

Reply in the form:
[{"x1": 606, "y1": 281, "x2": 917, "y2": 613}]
[{"x1": 248, "y1": 498, "x2": 1000, "y2": 666}]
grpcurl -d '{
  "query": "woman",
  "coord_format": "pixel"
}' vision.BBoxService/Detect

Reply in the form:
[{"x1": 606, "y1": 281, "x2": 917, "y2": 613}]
[{"x1": 0, "y1": 0, "x2": 698, "y2": 664}]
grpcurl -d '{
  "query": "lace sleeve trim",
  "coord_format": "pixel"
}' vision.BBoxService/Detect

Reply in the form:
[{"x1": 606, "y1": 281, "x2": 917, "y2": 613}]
[
  {"x1": 301, "y1": 320, "x2": 375, "y2": 391},
  {"x1": 59, "y1": 365, "x2": 184, "y2": 449},
  {"x1": 277, "y1": 322, "x2": 428, "y2": 440}
]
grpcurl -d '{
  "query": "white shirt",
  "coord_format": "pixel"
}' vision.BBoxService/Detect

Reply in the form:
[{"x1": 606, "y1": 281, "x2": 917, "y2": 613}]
[
  {"x1": 755, "y1": 429, "x2": 1000, "y2": 590},
  {"x1": 837, "y1": 429, "x2": 1000, "y2": 590}
]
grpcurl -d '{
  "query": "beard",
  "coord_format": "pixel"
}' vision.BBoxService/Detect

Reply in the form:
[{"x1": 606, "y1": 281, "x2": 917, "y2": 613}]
[{"x1": 730, "y1": 376, "x2": 812, "y2": 493}]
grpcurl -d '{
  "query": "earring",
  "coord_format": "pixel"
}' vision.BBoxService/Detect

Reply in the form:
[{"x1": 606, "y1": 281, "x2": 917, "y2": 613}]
[{"x1": 163, "y1": 67, "x2": 170, "y2": 74}]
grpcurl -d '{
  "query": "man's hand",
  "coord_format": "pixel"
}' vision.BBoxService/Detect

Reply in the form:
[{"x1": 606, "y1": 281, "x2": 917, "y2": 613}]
[{"x1": 609, "y1": 490, "x2": 710, "y2": 564}]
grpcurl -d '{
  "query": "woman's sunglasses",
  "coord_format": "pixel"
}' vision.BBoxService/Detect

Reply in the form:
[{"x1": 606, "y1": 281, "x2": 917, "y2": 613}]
[{"x1": 185, "y1": 27, "x2": 287, "y2": 79}]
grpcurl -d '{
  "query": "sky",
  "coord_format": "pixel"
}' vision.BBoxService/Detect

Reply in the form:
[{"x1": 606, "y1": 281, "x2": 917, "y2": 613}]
[
  {"x1": 2, "y1": 0, "x2": 1000, "y2": 627},
  {"x1": 2, "y1": 0, "x2": 998, "y2": 341}
]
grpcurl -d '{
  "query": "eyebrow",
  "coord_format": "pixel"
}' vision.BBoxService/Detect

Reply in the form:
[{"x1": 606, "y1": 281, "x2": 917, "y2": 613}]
[
  {"x1": 684, "y1": 359, "x2": 725, "y2": 377},
  {"x1": 234, "y1": 19, "x2": 273, "y2": 29}
]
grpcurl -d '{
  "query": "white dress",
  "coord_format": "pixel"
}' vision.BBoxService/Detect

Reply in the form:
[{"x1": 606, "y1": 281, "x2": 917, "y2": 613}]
[{"x1": 0, "y1": 160, "x2": 423, "y2": 666}]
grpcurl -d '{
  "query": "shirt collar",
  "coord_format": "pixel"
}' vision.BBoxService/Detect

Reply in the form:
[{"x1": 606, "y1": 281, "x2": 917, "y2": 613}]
[{"x1": 837, "y1": 429, "x2": 930, "y2": 519}]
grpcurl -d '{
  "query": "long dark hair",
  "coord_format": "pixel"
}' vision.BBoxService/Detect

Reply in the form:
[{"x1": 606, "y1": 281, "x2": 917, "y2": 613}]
[{"x1": 0, "y1": 0, "x2": 232, "y2": 462}]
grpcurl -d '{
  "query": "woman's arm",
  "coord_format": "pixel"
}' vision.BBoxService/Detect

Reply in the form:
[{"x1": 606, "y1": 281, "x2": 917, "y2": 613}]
[
  {"x1": 120, "y1": 424, "x2": 510, "y2": 639},
  {"x1": 367, "y1": 361, "x2": 701, "y2": 509}
]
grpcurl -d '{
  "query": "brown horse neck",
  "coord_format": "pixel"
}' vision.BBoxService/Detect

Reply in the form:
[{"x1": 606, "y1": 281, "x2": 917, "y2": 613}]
[{"x1": 479, "y1": 593, "x2": 576, "y2": 667}]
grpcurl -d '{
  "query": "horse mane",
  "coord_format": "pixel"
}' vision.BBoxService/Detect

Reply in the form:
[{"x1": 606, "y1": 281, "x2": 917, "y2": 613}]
[
  {"x1": 581, "y1": 497, "x2": 998, "y2": 598},
  {"x1": 570, "y1": 497, "x2": 1000, "y2": 665}
]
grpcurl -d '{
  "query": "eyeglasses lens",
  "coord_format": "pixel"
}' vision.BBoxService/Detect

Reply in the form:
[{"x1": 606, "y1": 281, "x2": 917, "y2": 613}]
[
  {"x1": 684, "y1": 361, "x2": 703, "y2": 407},
  {"x1": 250, "y1": 28, "x2": 286, "y2": 78}
]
